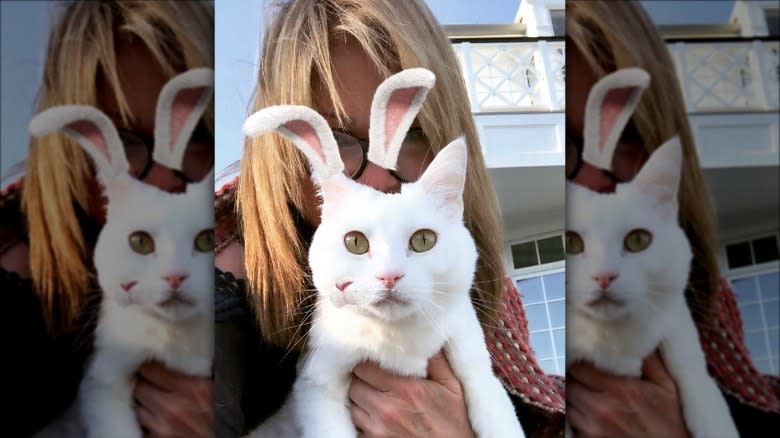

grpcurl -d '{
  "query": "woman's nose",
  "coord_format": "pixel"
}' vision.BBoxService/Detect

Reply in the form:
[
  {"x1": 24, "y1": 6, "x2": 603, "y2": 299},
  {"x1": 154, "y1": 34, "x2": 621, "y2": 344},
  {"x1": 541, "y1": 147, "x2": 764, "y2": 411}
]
[
  {"x1": 571, "y1": 161, "x2": 617, "y2": 193},
  {"x1": 356, "y1": 161, "x2": 402, "y2": 194},
  {"x1": 142, "y1": 162, "x2": 187, "y2": 193}
]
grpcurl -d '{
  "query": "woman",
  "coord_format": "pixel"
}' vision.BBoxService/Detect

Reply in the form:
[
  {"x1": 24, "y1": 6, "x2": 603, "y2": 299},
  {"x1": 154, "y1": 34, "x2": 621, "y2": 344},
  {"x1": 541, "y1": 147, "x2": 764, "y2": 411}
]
[
  {"x1": 214, "y1": 0, "x2": 564, "y2": 436},
  {"x1": 0, "y1": 2, "x2": 214, "y2": 436},
  {"x1": 565, "y1": 1, "x2": 780, "y2": 436}
]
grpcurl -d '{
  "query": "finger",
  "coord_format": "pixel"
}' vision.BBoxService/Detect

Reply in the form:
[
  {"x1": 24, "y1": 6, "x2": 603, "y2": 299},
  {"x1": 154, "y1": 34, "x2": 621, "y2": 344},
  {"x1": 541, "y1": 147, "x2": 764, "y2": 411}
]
[
  {"x1": 137, "y1": 361, "x2": 179, "y2": 392},
  {"x1": 136, "y1": 403, "x2": 171, "y2": 437},
  {"x1": 352, "y1": 361, "x2": 399, "y2": 392},
  {"x1": 641, "y1": 350, "x2": 676, "y2": 392},
  {"x1": 425, "y1": 351, "x2": 461, "y2": 395},
  {"x1": 349, "y1": 401, "x2": 373, "y2": 435},
  {"x1": 567, "y1": 401, "x2": 599, "y2": 438},
  {"x1": 349, "y1": 373, "x2": 383, "y2": 411},
  {"x1": 134, "y1": 378, "x2": 164, "y2": 412},
  {"x1": 567, "y1": 361, "x2": 624, "y2": 392}
]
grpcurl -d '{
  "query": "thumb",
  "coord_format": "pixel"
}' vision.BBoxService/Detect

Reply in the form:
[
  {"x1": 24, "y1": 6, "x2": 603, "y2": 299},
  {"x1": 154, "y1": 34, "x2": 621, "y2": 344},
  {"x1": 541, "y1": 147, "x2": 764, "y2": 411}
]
[
  {"x1": 426, "y1": 351, "x2": 462, "y2": 395},
  {"x1": 641, "y1": 350, "x2": 677, "y2": 392}
]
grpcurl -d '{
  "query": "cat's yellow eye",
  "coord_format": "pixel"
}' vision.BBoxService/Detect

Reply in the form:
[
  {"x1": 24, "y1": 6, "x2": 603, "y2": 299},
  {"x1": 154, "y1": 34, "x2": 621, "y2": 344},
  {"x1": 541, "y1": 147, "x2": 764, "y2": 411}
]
[
  {"x1": 195, "y1": 229, "x2": 215, "y2": 252},
  {"x1": 344, "y1": 231, "x2": 369, "y2": 255},
  {"x1": 565, "y1": 231, "x2": 584, "y2": 255},
  {"x1": 410, "y1": 229, "x2": 437, "y2": 253},
  {"x1": 129, "y1": 231, "x2": 155, "y2": 255},
  {"x1": 624, "y1": 229, "x2": 652, "y2": 253}
]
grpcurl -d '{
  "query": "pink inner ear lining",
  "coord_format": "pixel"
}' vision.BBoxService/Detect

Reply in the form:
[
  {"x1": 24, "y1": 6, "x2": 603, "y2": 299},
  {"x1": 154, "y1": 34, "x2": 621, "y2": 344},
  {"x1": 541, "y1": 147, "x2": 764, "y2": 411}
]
[
  {"x1": 599, "y1": 87, "x2": 635, "y2": 148},
  {"x1": 69, "y1": 120, "x2": 109, "y2": 160},
  {"x1": 170, "y1": 87, "x2": 206, "y2": 152},
  {"x1": 385, "y1": 88, "x2": 419, "y2": 151},
  {"x1": 283, "y1": 120, "x2": 326, "y2": 162}
]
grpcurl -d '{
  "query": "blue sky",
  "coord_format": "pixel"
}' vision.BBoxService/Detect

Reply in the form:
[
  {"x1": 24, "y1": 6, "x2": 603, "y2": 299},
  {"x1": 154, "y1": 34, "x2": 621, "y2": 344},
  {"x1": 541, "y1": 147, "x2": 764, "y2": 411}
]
[{"x1": 1, "y1": 1, "x2": 736, "y2": 176}]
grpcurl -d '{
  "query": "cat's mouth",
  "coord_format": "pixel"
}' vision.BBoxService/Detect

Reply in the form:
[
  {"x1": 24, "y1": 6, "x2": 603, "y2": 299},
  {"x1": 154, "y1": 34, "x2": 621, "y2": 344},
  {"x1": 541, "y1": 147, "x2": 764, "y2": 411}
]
[
  {"x1": 588, "y1": 292, "x2": 625, "y2": 308},
  {"x1": 158, "y1": 292, "x2": 195, "y2": 308},
  {"x1": 374, "y1": 290, "x2": 409, "y2": 307}
]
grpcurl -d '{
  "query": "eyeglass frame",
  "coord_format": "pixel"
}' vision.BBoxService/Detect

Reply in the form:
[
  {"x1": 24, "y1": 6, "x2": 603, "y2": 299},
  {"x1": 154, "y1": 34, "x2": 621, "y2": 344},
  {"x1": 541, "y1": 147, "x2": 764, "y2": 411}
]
[{"x1": 332, "y1": 128, "x2": 420, "y2": 184}]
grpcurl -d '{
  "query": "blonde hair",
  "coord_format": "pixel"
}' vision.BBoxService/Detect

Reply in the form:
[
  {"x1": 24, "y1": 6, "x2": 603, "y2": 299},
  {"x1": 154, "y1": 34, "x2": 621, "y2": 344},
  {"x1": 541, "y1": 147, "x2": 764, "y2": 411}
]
[
  {"x1": 567, "y1": 0, "x2": 721, "y2": 328},
  {"x1": 24, "y1": 0, "x2": 214, "y2": 335},
  {"x1": 238, "y1": 0, "x2": 505, "y2": 348}
]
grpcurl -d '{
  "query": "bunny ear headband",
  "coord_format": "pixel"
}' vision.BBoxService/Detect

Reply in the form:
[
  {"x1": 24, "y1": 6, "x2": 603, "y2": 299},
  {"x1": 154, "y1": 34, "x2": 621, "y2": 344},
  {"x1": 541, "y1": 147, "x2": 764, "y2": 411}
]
[
  {"x1": 242, "y1": 67, "x2": 436, "y2": 184},
  {"x1": 582, "y1": 67, "x2": 650, "y2": 172},
  {"x1": 28, "y1": 68, "x2": 214, "y2": 183}
]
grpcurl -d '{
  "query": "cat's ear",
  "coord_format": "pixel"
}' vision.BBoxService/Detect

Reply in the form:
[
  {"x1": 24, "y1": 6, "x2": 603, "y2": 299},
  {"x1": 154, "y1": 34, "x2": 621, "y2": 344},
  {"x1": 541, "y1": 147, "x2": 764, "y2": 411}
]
[
  {"x1": 367, "y1": 68, "x2": 435, "y2": 170},
  {"x1": 583, "y1": 68, "x2": 650, "y2": 171},
  {"x1": 633, "y1": 136, "x2": 682, "y2": 212},
  {"x1": 153, "y1": 68, "x2": 214, "y2": 171},
  {"x1": 243, "y1": 105, "x2": 343, "y2": 182},
  {"x1": 418, "y1": 136, "x2": 467, "y2": 219},
  {"x1": 29, "y1": 105, "x2": 129, "y2": 181}
]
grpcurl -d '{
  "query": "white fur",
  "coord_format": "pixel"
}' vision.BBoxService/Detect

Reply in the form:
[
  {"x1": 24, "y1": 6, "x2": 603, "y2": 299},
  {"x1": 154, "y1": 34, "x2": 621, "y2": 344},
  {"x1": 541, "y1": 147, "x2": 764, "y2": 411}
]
[
  {"x1": 29, "y1": 68, "x2": 215, "y2": 438},
  {"x1": 246, "y1": 138, "x2": 524, "y2": 438},
  {"x1": 565, "y1": 138, "x2": 737, "y2": 438}
]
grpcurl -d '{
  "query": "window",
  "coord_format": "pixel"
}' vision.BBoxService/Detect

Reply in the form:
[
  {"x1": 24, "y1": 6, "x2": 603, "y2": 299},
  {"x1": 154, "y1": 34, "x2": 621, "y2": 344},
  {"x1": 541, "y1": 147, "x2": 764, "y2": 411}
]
[
  {"x1": 725, "y1": 234, "x2": 779, "y2": 270},
  {"x1": 510, "y1": 235, "x2": 565, "y2": 270},
  {"x1": 765, "y1": 8, "x2": 779, "y2": 36},
  {"x1": 731, "y1": 271, "x2": 779, "y2": 375},
  {"x1": 516, "y1": 270, "x2": 565, "y2": 375}
]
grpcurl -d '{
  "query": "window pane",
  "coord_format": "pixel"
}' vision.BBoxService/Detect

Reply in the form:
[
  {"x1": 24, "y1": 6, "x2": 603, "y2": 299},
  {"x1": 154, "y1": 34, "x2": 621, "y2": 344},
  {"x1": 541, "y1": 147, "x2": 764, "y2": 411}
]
[
  {"x1": 553, "y1": 328, "x2": 565, "y2": 354},
  {"x1": 740, "y1": 303, "x2": 764, "y2": 330},
  {"x1": 524, "y1": 303, "x2": 549, "y2": 331},
  {"x1": 766, "y1": 9, "x2": 779, "y2": 36},
  {"x1": 538, "y1": 236, "x2": 564, "y2": 264},
  {"x1": 753, "y1": 236, "x2": 779, "y2": 264},
  {"x1": 763, "y1": 300, "x2": 779, "y2": 327},
  {"x1": 759, "y1": 272, "x2": 779, "y2": 300},
  {"x1": 512, "y1": 241, "x2": 538, "y2": 269},
  {"x1": 753, "y1": 358, "x2": 772, "y2": 375},
  {"x1": 557, "y1": 358, "x2": 566, "y2": 375},
  {"x1": 732, "y1": 277, "x2": 758, "y2": 302},
  {"x1": 543, "y1": 272, "x2": 565, "y2": 300},
  {"x1": 539, "y1": 358, "x2": 557, "y2": 375},
  {"x1": 770, "y1": 330, "x2": 779, "y2": 356},
  {"x1": 549, "y1": 300, "x2": 565, "y2": 328},
  {"x1": 530, "y1": 331, "x2": 554, "y2": 358},
  {"x1": 727, "y1": 242, "x2": 753, "y2": 269},
  {"x1": 517, "y1": 277, "x2": 544, "y2": 304},
  {"x1": 745, "y1": 331, "x2": 768, "y2": 357}
]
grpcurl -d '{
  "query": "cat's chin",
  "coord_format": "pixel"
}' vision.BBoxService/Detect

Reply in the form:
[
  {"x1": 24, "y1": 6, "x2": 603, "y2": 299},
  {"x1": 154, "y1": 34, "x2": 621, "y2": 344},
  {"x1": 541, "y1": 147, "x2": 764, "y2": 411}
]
[{"x1": 578, "y1": 298, "x2": 632, "y2": 322}]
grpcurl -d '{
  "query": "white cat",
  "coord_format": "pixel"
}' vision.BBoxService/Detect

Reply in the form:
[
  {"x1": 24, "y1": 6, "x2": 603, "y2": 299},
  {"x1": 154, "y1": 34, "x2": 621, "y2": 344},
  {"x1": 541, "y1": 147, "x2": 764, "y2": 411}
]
[
  {"x1": 29, "y1": 68, "x2": 215, "y2": 438},
  {"x1": 242, "y1": 68, "x2": 525, "y2": 438},
  {"x1": 565, "y1": 68, "x2": 738, "y2": 438}
]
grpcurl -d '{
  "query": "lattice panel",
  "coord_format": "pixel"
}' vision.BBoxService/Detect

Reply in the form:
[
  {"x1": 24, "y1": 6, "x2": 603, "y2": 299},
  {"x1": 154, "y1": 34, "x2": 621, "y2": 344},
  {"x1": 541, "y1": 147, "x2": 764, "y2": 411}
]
[
  {"x1": 761, "y1": 41, "x2": 779, "y2": 110},
  {"x1": 678, "y1": 43, "x2": 758, "y2": 110},
  {"x1": 546, "y1": 42, "x2": 565, "y2": 110}
]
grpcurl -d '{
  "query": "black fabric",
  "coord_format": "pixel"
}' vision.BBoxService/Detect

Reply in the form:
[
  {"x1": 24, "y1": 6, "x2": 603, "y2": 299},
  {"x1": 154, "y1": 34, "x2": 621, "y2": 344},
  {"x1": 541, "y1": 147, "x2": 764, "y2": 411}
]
[
  {"x1": 1, "y1": 267, "x2": 99, "y2": 438},
  {"x1": 725, "y1": 391, "x2": 780, "y2": 437},
  {"x1": 214, "y1": 268, "x2": 299, "y2": 437}
]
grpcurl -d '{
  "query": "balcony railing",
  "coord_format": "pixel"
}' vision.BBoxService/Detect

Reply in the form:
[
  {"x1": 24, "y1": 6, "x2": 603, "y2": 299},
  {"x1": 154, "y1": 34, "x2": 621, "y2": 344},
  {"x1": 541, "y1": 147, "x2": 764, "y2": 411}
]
[
  {"x1": 452, "y1": 39, "x2": 565, "y2": 113},
  {"x1": 450, "y1": 38, "x2": 778, "y2": 115},
  {"x1": 670, "y1": 39, "x2": 780, "y2": 112}
]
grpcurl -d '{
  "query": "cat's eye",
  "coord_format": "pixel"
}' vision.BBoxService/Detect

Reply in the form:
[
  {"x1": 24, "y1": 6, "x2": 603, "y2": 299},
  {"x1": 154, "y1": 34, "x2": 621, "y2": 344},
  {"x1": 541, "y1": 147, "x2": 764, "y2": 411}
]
[
  {"x1": 624, "y1": 229, "x2": 652, "y2": 253},
  {"x1": 410, "y1": 229, "x2": 437, "y2": 253},
  {"x1": 128, "y1": 231, "x2": 155, "y2": 255},
  {"x1": 194, "y1": 229, "x2": 215, "y2": 252},
  {"x1": 344, "y1": 231, "x2": 369, "y2": 255},
  {"x1": 565, "y1": 231, "x2": 584, "y2": 255}
]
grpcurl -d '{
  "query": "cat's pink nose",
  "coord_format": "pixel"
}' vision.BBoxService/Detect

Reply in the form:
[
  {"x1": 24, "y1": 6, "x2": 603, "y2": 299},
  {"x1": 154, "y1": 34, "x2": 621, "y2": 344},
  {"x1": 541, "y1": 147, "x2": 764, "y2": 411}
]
[
  {"x1": 163, "y1": 273, "x2": 189, "y2": 289},
  {"x1": 377, "y1": 273, "x2": 404, "y2": 289},
  {"x1": 592, "y1": 272, "x2": 618, "y2": 289}
]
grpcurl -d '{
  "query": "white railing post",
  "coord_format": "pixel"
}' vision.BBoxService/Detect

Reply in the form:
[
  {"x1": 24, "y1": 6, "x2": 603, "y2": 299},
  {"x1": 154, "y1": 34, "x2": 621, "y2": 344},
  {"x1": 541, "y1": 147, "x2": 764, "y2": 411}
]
[
  {"x1": 750, "y1": 40, "x2": 770, "y2": 110},
  {"x1": 536, "y1": 39, "x2": 557, "y2": 111}
]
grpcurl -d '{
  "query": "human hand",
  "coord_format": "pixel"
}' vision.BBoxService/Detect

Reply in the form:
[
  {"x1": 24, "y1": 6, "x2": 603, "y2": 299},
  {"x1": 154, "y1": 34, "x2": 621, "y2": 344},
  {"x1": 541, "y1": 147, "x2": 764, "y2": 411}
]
[
  {"x1": 348, "y1": 351, "x2": 476, "y2": 438},
  {"x1": 134, "y1": 361, "x2": 214, "y2": 438},
  {"x1": 567, "y1": 351, "x2": 690, "y2": 438}
]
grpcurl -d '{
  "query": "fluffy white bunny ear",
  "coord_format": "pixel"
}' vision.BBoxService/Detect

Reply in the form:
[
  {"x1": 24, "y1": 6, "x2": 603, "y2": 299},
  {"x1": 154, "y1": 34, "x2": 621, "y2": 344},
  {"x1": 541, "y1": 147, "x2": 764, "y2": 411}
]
[
  {"x1": 243, "y1": 105, "x2": 343, "y2": 181},
  {"x1": 29, "y1": 105, "x2": 129, "y2": 180},
  {"x1": 153, "y1": 67, "x2": 214, "y2": 171},
  {"x1": 368, "y1": 68, "x2": 436, "y2": 170},
  {"x1": 582, "y1": 68, "x2": 650, "y2": 171}
]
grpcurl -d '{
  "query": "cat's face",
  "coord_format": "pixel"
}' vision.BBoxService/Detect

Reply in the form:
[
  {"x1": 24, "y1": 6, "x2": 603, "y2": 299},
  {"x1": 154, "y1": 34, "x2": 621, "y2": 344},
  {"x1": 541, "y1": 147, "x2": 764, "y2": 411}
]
[
  {"x1": 565, "y1": 138, "x2": 692, "y2": 322},
  {"x1": 94, "y1": 174, "x2": 214, "y2": 322},
  {"x1": 308, "y1": 139, "x2": 477, "y2": 322}
]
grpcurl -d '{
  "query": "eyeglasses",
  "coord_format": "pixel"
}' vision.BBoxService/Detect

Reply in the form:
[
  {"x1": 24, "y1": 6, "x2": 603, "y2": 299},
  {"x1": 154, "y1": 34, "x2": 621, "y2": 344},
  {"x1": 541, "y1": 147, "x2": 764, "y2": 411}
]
[
  {"x1": 565, "y1": 138, "x2": 626, "y2": 184},
  {"x1": 116, "y1": 123, "x2": 214, "y2": 183},
  {"x1": 565, "y1": 126, "x2": 647, "y2": 184},
  {"x1": 332, "y1": 127, "x2": 432, "y2": 183}
]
